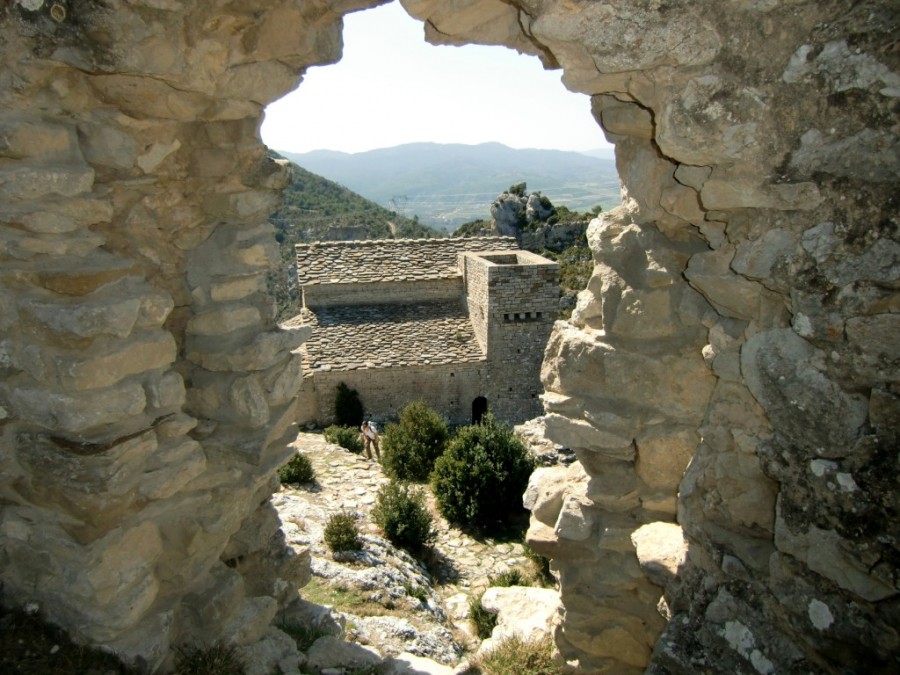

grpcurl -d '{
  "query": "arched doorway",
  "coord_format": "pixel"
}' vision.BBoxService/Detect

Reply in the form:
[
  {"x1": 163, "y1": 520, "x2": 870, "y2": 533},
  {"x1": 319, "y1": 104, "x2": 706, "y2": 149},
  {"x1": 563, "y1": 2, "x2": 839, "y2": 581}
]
[{"x1": 472, "y1": 396, "x2": 488, "y2": 424}]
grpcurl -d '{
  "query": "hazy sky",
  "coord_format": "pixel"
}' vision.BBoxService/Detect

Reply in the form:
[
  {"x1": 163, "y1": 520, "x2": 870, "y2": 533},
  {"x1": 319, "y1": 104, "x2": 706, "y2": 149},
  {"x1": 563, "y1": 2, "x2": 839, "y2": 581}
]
[{"x1": 261, "y1": 1, "x2": 611, "y2": 155}]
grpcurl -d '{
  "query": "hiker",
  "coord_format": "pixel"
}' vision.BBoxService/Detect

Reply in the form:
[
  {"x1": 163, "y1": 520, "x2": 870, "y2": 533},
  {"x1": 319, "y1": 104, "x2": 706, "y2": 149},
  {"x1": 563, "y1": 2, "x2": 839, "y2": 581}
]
[{"x1": 360, "y1": 420, "x2": 381, "y2": 462}]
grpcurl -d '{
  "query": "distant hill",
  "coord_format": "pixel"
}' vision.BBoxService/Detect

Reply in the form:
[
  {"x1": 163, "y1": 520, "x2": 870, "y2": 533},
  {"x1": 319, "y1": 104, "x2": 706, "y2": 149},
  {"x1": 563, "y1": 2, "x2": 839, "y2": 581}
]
[
  {"x1": 267, "y1": 154, "x2": 443, "y2": 320},
  {"x1": 269, "y1": 156, "x2": 442, "y2": 242},
  {"x1": 279, "y1": 142, "x2": 621, "y2": 231}
]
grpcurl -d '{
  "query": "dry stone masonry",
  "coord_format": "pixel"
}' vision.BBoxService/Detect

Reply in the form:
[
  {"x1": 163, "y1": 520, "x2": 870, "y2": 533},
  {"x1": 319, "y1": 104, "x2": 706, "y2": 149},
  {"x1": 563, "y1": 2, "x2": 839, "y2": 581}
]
[
  {"x1": 290, "y1": 238, "x2": 559, "y2": 424},
  {"x1": 0, "y1": 0, "x2": 897, "y2": 673}
]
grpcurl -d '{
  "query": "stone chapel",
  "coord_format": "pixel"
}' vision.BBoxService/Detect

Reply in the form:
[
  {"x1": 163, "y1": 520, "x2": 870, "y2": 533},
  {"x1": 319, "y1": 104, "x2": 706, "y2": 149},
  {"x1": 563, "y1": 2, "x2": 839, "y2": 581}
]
[{"x1": 288, "y1": 237, "x2": 560, "y2": 425}]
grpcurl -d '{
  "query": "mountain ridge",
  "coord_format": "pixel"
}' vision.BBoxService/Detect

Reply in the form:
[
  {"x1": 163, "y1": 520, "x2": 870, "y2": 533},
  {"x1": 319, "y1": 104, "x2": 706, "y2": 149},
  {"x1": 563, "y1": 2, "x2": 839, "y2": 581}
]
[{"x1": 278, "y1": 142, "x2": 620, "y2": 230}]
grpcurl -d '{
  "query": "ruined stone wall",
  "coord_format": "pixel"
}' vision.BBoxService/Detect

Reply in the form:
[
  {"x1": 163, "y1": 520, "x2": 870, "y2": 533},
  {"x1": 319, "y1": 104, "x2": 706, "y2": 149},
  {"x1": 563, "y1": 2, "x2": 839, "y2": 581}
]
[
  {"x1": 0, "y1": 0, "x2": 350, "y2": 670},
  {"x1": 0, "y1": 0, "x2": 896, "y2": 672}
]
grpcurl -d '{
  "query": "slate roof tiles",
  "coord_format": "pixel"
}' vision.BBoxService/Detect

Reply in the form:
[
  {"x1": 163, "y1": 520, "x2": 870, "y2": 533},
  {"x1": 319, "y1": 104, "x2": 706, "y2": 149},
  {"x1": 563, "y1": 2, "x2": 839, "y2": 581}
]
[{"x1": 295, "y1": 236, "x2": 517, "y2": 285}]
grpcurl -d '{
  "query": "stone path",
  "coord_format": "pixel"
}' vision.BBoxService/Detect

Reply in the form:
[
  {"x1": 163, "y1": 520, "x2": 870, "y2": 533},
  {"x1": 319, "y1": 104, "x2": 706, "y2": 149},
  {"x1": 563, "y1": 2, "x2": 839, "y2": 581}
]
[{"x1": 273, "y1": 432, "x2": 531, "y2": 639}]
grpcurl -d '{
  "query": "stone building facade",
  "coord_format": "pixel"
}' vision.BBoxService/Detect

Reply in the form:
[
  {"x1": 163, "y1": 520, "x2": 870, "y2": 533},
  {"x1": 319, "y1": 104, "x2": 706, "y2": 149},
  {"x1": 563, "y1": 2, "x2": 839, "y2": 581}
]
[{"x1": 290, "y1": 238, "x2": 559, "y2": 425}]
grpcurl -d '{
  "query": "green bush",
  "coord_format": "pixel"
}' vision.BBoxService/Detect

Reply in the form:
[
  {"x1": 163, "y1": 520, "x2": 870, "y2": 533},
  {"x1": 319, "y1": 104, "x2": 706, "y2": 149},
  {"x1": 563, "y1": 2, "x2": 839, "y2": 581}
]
[
  {"x1": 381, "y1": 401, "x2": 449, "y2": 482},
  {"x1": 469, "y1": 591, "x2": 498, "y2": 639},
  {"x1": 372, "y1": 480, "x2": 436, "y2": 554},
  {"x1": 324, "y1": 512, "x2": 362, "y2": 553},
  {"x1": 278, "y1": 453, "x2": 315, "y2": 485},
  {"x1": 324, "y1": 425, "x2": 364, "y2": 454},
  {"x1": 432, "y1": 414, "x2": 535, "y2": 533},
  {"x1": 173, "y1": 642, "x2": 245, "y2": 675},
  {"x1": 334, "y1": 382, "x2": 364, "y2": 428}
]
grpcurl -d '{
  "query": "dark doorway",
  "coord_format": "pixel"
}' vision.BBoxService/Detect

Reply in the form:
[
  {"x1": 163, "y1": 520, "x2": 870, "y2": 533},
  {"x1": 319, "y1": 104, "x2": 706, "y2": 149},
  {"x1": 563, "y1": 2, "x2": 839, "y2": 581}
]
[{"x1": 472, "y1": 396, "x2": 488, "y2": 424}]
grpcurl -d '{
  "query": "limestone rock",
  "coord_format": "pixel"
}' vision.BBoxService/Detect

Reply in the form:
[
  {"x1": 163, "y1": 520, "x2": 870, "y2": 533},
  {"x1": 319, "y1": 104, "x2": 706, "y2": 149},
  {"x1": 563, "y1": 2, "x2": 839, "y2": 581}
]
[
  {"x1": 479, "y1": 586, "x2": 560, "y2": 649},
  {"x1": 630, "y1": 522, "x2": 688, "y2": 589},
  {"x1": 741, "y1": 329, "x2": 868, "y2": 458},
  {"x1": 237, "y1": 627, "x2": 303, "y2": 675},
  {"x1": 305, "y1": 636, "x2": 382, "y2": 674},
  {"x1": 383, "y1": 652, "x2": 455, "y2": 675}
]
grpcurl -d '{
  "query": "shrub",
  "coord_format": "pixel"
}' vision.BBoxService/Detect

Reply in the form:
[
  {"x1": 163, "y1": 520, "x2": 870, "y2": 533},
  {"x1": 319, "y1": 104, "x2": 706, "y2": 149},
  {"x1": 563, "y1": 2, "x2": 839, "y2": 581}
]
[
  {"x1": 372, "y1": 480, "x2": 436, "y2": 554},
  {"x1": 324, "y1": 425, "x2": 364, "y2": 454},
  {"x1": 468, "y1": 591, "x2": 498, "y2": 639},
  {"x1": 173, "y1": 642, "x2": 245, "y2": 675},
  {"x1": 432, "y1": 413, "x2": 535, "y2": 533},
  {"x1": 278, "y1": 453, "x2": 315, "y2": 485},
  {"x1": 324, "y1": 512, "x2": 362, "y2": 553},
  {"x1": 334, "y1": 382, "x2": 364, "y2": 428},
  {"x1": 381, "y1": 401, "x2": 449, "y2": 482}
]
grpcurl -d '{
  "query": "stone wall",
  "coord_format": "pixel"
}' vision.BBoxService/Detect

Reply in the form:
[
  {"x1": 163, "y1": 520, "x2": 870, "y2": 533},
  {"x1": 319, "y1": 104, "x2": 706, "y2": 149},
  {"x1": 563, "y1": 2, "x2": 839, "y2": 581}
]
[
  {"x1": 300, "y1": 362, "x2": 486, "y2": 426},
  {"x1": 462, "y1": 251, "x2": 560, "y2": 422},
  {"x1": 303, "y1": 278, "x2": 464, "y2": 308},
  {"x1": 0, "y1": 0, "x2": 337, "y2": 669},
  {"x1": 0, "y1": 0, "x2": 897, "y2": 673}
]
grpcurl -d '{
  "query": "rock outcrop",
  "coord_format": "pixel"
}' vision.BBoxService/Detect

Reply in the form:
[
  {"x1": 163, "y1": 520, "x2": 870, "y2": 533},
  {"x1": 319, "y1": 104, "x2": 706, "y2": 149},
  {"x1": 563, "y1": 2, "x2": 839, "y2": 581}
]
[{"x1": 1, "y1": 0, "x2": 897, "y2": 673}]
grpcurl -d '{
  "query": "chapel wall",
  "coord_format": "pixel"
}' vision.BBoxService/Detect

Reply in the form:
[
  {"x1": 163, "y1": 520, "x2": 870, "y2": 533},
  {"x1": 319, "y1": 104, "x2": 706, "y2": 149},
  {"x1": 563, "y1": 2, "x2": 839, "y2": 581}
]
[
  {"x1": 308, "y1": 362, "x2": 486, "y2": 426},
  {"x1": 304, "y1": 278, "x2": 464, "y2": 308}
]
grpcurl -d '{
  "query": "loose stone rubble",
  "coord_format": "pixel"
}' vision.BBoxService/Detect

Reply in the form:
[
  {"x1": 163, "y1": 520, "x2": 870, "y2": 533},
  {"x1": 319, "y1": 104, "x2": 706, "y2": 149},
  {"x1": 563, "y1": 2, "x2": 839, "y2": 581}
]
[{"x1": 0, "y1": 1, "x2": 896, "y2": 673}]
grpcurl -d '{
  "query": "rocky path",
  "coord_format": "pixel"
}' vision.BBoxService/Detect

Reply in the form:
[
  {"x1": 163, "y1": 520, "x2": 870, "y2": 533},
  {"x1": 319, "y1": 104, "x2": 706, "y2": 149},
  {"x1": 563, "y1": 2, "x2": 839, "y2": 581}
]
[{"x1": 271, "y1": 432, "x2": 533, "y2": 670}]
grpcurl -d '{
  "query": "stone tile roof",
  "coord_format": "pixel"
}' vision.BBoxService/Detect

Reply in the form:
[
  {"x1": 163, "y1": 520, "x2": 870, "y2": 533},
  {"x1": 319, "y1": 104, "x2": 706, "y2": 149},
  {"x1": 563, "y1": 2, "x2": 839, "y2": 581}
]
[
  {"x1": 295, "y1": 236, "x2": 517, "y2": 285},
  {"x1": 287, "y1": 302, "x2": 485, "y2": 372}
]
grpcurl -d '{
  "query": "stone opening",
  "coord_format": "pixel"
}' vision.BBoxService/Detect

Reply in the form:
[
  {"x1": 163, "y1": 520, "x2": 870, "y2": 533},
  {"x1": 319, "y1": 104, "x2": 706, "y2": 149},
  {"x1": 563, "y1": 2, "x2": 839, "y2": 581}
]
[
  {"x1": 472, "y1": 396, "x2": 488, "y2": 424},
  {"x1": 0, "y1": 1, "x2": 895, "y2": 673}
]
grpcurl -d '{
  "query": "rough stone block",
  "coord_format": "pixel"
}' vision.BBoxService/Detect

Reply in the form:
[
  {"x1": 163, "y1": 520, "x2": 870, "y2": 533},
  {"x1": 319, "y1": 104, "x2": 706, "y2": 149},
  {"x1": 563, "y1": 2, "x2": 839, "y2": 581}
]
[
  {"x1": 18, "y1": 290, "x2": 141, "y2": 340},
  {"x1": 5, "y1": 377, "x2": 146, "y2": 437},
  {"x1": 700, "y1": 178, "x2": 822, "y2": 211},
  {"x1": 630, "y1": 522, "x2": 687, "y2": 589},
  {"x1": 741, "y1": 329, "x2": 868, "y2": 458},
  {"x1": 480, "y1": 585, "x2": 560, "y2": 648},
  {"x1": 635, "y1": 427, "x2": 698, "y2": 490},
  {"x1": 774, "y1": 511, "x2": 897, "y2": 602},
  {"x1": 52, "y1": 331, "x2": 176, "y2": 391},
  {"x1": 186, "y1": 304, "x2": 261, "y2": 336},
  {"x1": 1, "y1": 150, "x2": 92, "y2": 193}
]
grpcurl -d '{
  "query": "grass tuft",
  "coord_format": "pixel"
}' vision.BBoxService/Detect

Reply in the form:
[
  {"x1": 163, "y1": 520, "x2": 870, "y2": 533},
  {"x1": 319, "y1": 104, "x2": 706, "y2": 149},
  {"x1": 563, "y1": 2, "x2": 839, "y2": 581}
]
[
  {"x1": 465, "y1": 634, "x2": 561, "y2": 675},
  {"x1": 173, "y1": 641, "x2": 245, "y2": 675},
  {"x1": 468, "y1": 591, "x2": 497, "y2": 640}
]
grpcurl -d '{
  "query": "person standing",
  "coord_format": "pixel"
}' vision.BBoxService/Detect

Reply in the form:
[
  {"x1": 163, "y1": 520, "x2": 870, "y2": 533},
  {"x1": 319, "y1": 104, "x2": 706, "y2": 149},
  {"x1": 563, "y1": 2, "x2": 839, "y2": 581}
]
[{"x1": 361, "y1": 420, "x2": 381, "y2": 462}]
